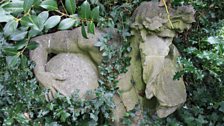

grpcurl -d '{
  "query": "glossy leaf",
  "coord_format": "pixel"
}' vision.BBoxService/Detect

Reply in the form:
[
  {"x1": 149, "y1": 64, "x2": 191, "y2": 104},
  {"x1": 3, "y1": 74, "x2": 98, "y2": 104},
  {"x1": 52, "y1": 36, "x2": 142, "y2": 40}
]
[
  {"x1": 58, "y1": 18, "x2": 75, "y2": 30},
  {"x1": 40, "y1": 0, "x2": 58, "y2": 11},
  {"x1": 27, "y1": 41, "x2": 39, "y2": 50},
  {"x1": 2, "y1": 1, "x2": 24, "y2": 14},
  {"x1": 65, "y1": 0, "x2": 76, "y2": 15},
  {"x1": 23, "y1": 0, "x2": 34, "y2": 12},
  {"x1": 29, "y1": 15, "x2": 44, "y2": 31},
  {"x1": 3, "y1": 20, "x2": 18, "y2": 36},
  {"x1": 6, "y1": 56, "x2": 20, "y2": 68},
  {"x1": 28, "y1": 29, "x2": 41, "y2": 38},
  {"x1": 20, "y1": 16, "x2": 32, "y2": 26},
  {"x1": 38, "y1": 11, "x2": 49, "y2": 23},
  {"x1": 79, "y1": 1, "x2": 91, "y2": 19},
  {"x1": 207, "y1": 37, "x2": 220, "y2": 44},
  {"x1": 14, "y1": 40, "x2": 26, "y2": 50},
  {"x1": 91, "y1": 6, "x2": 99, "y2": 21},
  {"x1": 3, "y1": 48, "x2": 18, "y2": 56},
  {"x1": 44, "y1": 16, "x2": 61, "y2": 29},
  {"x1": 87, "y1": 21, "x2": 95, "y2": 34},
  {"x1": 81, "y1": 23, "x2": 88, "y2": 39},
  {"x1": 10, "y1": 31, "x2": 28, "y2": 41},
  {"x1": 0, "y1": 14, "x2": 14, "y2": 22},
  {"x1": 33, "y1": 0, "x2": 42, "y2": 7},
  {"x1": 0, "y1": 8, "x2": 14, "y2": 22},
  {"x1": 20, "y1": 15, "x2": 44, "y2": 31}
]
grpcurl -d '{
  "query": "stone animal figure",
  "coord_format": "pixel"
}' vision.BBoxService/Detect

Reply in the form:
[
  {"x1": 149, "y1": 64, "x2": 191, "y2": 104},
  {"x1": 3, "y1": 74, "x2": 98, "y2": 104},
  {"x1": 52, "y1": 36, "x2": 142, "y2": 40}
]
[
  {"x1": 30, "y1": 28, "x2": 121, "y2": 99},
  {"x1": 29, "y1": 28, "x2": 135, "y2": 124}
]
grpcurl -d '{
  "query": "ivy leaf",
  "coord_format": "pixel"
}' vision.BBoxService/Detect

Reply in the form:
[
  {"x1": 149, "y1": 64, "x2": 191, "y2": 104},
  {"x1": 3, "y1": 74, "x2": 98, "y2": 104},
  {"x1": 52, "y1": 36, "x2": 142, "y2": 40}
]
[
  {"x1": 3, "y1": 20, "x2": 18, "y2": 36},
  {"x1": 38, "y1": 11, "x2": 49, "y2": 24},
  {"x1": 23, "y1": 0, "x2": 34, "y2": 13},
  {"x1": 60, "y1": 111, "x2": 70, "y2": 122},
  {"x1": 65, "y1": 0, "x2": 76, "y2": 15},
  {"x1": 40, "y1": 0, "x2": 58, "y2": 11},
  {"x1": 79, "y1": 1, "x2": 91, "y2": 19},
  {"x1": 20, "y1": 55, "x2": 28, "y2": 68},
  {"x1": 219, "y1": 101, "x2": 224, "y2": 113},
  {"x1": 10, "y1": 31, "x2": 28, "y2": 41},
  {"x1": 90, "y1": 113, "x2": 98, "y2": 121},
  {"x1": 91, "y1": 6, "x2": 99, "y2": 21},
  {"x1": 58, "y1": 18, "x2": 75, "y2": 30},
  {"x1": 44, "y1": 16, "x2": 61, "y2": 30},
  {"x1": 94, "y1": 41, "x2": 102, "y2": 47},
  {"x1": 81, "y1": 23, "x2": 88, "y2": 39},
  {"x1": 6, "y1": 56, "x2": 20, "y2": 68},
  {"x1": 87, "y1": 21, "x2": 95, "y2": 34},
  {"x1": 27, "y1": 41, "x2": 39, "y2": 50},
  {"x1": 207, "y1": 36, "x2": 220, "y2": 44}
]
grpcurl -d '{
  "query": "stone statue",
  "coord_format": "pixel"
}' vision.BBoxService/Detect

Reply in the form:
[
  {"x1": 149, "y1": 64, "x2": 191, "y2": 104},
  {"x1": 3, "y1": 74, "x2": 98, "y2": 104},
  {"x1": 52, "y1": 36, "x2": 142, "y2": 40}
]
[
  {"x1": 30, "y1": 1, "x2": 195, "y2": 124},
  {"x1": 129, "y1": 1, "x2": 195, "y2": 118}
]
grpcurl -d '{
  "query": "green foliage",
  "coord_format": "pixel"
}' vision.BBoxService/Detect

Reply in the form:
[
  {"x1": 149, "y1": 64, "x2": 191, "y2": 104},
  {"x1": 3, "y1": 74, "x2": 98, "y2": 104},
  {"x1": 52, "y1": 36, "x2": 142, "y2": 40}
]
[
  {"x1": 153, "y1": 0, "x2": 224, "y2": 125},
  {"x1": 115, "y1": 0, "x2": 224, "y2": 125},
  {"x1": 65, "y1": 0, "x2": 76, "y2": 15},
  {"x1": 2, "y1": 0, "x2": 224, "y2": 125},
  {"x1": 0, "y1": 0, "x2": 140, "y2": 125}
]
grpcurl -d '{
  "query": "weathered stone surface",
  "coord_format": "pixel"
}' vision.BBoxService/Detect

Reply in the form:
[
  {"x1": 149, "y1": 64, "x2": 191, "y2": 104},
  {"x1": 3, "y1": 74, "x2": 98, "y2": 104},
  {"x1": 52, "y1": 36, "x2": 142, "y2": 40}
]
[
  {"x1": 112, "y1": 94, "x2": 126, "y2": 125},
  {"x1": 130, "y1": 1, "x2": 195, "y2": 118},
  {"x1": 132, "y1": 1, "x2": 195, "y2": 32},
  {"x1": 145, "y1": 46, "x2": 186, "y2": 118},
  {"x1": 45, "y1": 53, "x2": 98, "y2": 98},
  {"x1": 30, "y1": 27, "x2": 120, "y2": 97}
]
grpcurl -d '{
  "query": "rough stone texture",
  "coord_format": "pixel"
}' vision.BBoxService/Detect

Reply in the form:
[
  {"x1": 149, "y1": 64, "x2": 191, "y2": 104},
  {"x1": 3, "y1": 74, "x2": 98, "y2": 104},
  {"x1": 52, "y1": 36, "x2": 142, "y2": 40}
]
[
  {"x1": 130, "y1": 1, "x2": 195, "y2": 118},
  {"x1": 30, "y1": 27, "x2": 120, "y2": 97},
  {"x1": 45, "y1": 53, "x2": 98, "y2": 98},
  {"x1": 112, "y1": 94, "x2": 126, "y2": 125}
]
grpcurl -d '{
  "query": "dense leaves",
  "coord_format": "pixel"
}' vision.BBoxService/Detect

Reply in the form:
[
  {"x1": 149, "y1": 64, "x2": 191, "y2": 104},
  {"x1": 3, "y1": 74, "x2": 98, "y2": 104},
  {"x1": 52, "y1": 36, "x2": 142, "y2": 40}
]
[
  {"x1": 0, "y1": 0, "x2": 136, "y2": 125},
  {"x1": 1, "y1": 0, "x2": 224, "y2": 125},
  {"x1": 152, "y1": 0, "x2": 224, "y2": 125}
]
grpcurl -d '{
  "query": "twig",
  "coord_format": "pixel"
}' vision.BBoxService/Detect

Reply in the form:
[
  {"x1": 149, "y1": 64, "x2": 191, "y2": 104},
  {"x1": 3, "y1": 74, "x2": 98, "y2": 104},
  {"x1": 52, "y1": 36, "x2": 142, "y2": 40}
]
[{"x1": 162, "y1": 0, "x2": 174, "y2": 29}]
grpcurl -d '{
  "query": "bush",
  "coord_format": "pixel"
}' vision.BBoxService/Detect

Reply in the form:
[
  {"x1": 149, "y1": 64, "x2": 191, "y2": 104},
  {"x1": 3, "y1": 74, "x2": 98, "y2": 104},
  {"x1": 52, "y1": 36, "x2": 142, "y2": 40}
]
[
  {"x1": 0, "y1": 0, "x2": 140, "y2": 125},
  {"x1": 154, "y1": 0, "x2": 224, "y2": 125},
  {"x1": 1, "y1": 0, "x2": 224, "y2": 125}
]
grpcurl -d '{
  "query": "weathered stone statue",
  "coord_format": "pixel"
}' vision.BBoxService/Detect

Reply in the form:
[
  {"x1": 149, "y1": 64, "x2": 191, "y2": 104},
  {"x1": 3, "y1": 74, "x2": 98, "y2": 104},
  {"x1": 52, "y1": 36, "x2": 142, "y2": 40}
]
[
  {"x1": 129, "y1": 1, "x2": 195, "y2": 118},
  {"x1": 30, "y1": 1, "x2": 195, "y2": 124}
]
